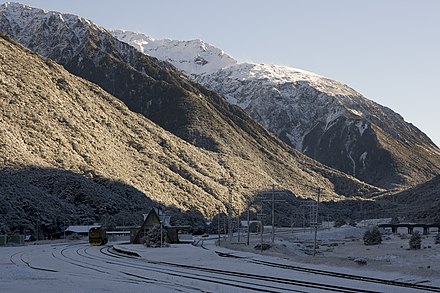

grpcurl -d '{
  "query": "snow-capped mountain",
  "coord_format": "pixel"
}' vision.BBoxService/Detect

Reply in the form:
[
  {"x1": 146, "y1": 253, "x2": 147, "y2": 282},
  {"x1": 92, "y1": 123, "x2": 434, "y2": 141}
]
[
  {"x1": 0, "y1": 1, "x2": 382, "y2": 207},
  {"x1": 112, "y1": 30, "x2": 440, "y2": 190},
  {"x1": 198, "y1": 63, "x2": 370, "y2": 151},
  {"x1": 0, "y1": 2, "x2": 107, "y2": 64},
  {"x1": 196, "y1": 63, "x2": 440, "y2": 189},
  {"x1": 111, "y1": 30, "x2": 237, "y2": 76}
]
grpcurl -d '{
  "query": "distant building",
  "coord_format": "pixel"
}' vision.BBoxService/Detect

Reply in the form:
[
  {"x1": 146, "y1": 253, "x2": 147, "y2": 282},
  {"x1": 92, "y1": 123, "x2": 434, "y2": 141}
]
[
  {"x1": 65, "y1": 225, "x2": 101, "y2": 236},
  {"x1": 106, "y1": 231, "x2": 130, "y2": 242},
  {"x1": 131, "y1": 208, "x2": 190, "y2": 244},
  {"x1": 0, "y1": 235, "x2": 24, "y2": 246},
  {"x1": 240, "y1": 220, "x2": 262, "y2": 233}
]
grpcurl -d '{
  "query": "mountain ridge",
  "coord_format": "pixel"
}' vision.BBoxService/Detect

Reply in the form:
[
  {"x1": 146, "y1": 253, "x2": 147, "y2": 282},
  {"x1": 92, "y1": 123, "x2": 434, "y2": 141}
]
[
  {"x1": 0, "y1": 32, "x2": 384, "y2": 239},
  {"x1": 0, "y1": 3, "x2": 381, "y2": 207},
  {"x1": 110, "y1": 29, "x2": 440, "y2": 189}
]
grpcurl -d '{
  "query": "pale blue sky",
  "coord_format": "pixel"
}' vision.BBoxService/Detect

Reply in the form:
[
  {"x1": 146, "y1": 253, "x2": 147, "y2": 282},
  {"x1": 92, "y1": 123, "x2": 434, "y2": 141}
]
[{"x1": 12, "y1": 0, "x2": 440, "y2": 146}]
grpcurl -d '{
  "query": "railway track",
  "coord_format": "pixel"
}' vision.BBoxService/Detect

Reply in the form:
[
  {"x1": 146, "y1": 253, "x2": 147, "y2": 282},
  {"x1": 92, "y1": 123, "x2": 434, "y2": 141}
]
[
  {"x1": 57, "y1": 245, "x2": 183, "y2": 288},
  {"x1": 202, "y1": 238, "x2": 440, "y2": 292},
  {"x1": 97, "y1": 246, "x2": 389, "y2": 293},
  {"x1": 10, "y1": 250, "x2": 58, "y2": 272},
  {"x1": 93, "y1": 247, "x2": 307, "y2": 293},
  {"x1": 79, "y1": 245, "x2": 220, "y2": 292},
  {"x1": 5, "y1": 242, "x2": 437, "y2": 292},
  {"x1": 247, "y1": 258, "x2": 440, "y2": 292}
]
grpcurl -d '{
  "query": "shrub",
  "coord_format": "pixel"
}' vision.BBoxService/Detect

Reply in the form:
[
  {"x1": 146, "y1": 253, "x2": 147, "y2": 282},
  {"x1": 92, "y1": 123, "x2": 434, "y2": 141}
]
[
  {"x1": 143, "y1": 225, "x2": 166, "y2": 248},
  {"x1": 349, "y1": 219, "x2": 357, "y2": 227},
  {"x1": 435, "y1": 233, "x2": 440, "y2": 245},
  {"x1": 254, "y1": 243, "x2": 271, "y2": 251},
  {"x1": 334, "y1": 218, "x2": 346, "y2": 228},
  {"x1": 363, "y1": 226, "x2": 382, "y2": 245},
  {"x1": 409, "y1": 231, "x2": 422, "y2": 249},
  {"x1": 354, "y1": 257, "x2": 367, "y2": 265},
  {"x1": 389, "y1": 216, "x2": 399, "y2": 225}
]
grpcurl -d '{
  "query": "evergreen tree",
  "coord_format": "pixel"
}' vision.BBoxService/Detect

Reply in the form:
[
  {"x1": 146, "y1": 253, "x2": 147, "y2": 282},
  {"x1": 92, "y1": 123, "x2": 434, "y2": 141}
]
[
  {"x1": 143, "y1": 225, "x2": 166, "y2": 248},
  {"x1": 363, "y1": 226, "x2": 382, "y2": 245},
  {"x1": 334, "y1": 218, "x2": 346, "y2": 228},
  {"x1": 349, "y1": 219, "x2": 357, "y2": 227},
  {"x1": 389, "y1": 216, "x2": 399, "y2": 225},
  {"x1": 409, "y1": 231, "x2": 422, "y2": 249}
]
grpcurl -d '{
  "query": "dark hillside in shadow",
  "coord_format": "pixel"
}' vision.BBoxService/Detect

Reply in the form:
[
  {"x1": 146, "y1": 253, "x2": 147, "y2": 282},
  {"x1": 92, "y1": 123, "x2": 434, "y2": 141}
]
[{"x1": 0, "y1": 166, "x2": 155, "y2": 237}]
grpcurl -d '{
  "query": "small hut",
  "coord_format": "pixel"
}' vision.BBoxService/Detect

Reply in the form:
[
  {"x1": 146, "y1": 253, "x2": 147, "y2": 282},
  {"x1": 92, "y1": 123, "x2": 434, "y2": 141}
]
[
  {"x1": 131, "y1": 208, "x2": 190, "y2": 244},
  {"x1": 240, "y1": 220, "x2": 262, "y2": 233}
]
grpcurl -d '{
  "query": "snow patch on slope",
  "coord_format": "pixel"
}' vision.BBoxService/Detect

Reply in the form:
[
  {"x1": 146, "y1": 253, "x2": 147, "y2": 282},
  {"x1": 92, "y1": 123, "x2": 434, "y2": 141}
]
[
  {"x1": 356, "y1": 121, "x2": 368, "y2": 136},
  {"x1": 359, "y1": 152, "x2": 368, "y2": 169}
]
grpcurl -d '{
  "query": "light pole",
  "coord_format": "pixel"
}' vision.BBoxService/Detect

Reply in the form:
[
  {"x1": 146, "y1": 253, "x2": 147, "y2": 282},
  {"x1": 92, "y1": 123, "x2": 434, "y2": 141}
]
[
  {"x1": 260, "y1": 185, "x2": 286, "y2": 244},
  {"x1": 313, "y1": 188, "x2": 321, "y2": 257},
  {"x1": 237, "y1": 210, "x2": 240, "y2": 243},
  {"x1": 160, "y1": 220, "x2": 163, "y2": 248},
  {"x1": 246, "y1": 208, "x2": 250, "y2": 246},
  {"x1": 257, "y1": 213, "x2": 265, "y2": 253},
  {"x1": 271, "y1": 185, "x2": 275, "y2": 244},
  {"x1": 217, "y1": 206, "x2": 221, "y2": 245},
  {"x1": 228, "y1": 188, "x2": 233, "y2": 243}
]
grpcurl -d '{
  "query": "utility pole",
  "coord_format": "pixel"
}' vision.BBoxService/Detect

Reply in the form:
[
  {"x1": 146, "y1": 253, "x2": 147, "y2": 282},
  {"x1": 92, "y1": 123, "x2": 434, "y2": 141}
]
[
  {"x1": 301, "y1": 200, "x2": 315, "y2": 233},
  {"x1": 257, "y1": 213, "x2": 265, "y2": 253},
  {"x1": 303, "y1": 203, "x2": 306, "y2": 232},
  {"x1": 158, "y1": 206, "x2": 163, "y2": 248},
  {"x1": 228, "y1": 188, "x2": 233, "y2": 243},
  {"x1": 160, "y1": 220, "x2": 163, "y2": 248},
  {"x1": 260, "y1": 185, "x2": 286, "y2": 244},
  {"x1": 246, "y1": 208, "x2": 250, "y2": 246},
  {"x1": 223, "y1": 216, "x2": 227, "y2": 242},
  {"x1": 237, "y1": 210, "x2": 240, "y2": 243},
  {"x1": 271, "y1": 185, "x2": 275, "y2": 244},
  {"x1": 313, "y1": 188, "x2": 321, "y2": 257},
  {"x1": 217, "y1": 206, "x2": 221, "y2": 245}
]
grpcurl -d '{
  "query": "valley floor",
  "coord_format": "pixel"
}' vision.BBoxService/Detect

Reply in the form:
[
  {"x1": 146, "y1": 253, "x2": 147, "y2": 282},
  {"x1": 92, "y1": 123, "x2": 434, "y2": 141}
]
[
  {"x1": 218, "y1": 224, "x2": 440, "y2": 286},
  {"x1": 1, "y1": 227, "x2": 439, "y2": 293}
]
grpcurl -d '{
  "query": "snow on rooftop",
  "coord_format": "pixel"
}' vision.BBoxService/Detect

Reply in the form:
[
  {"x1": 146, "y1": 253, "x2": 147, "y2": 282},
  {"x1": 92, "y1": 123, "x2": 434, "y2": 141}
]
[{"x1": 65, "y1": 225, "x2": 101, "y2": 233}]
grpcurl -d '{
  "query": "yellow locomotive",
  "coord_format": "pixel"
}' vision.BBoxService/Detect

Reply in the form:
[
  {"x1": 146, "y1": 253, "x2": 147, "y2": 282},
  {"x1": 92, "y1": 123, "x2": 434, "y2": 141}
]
[{"x1": 88, "y1": 227, "x2": 108, "y2": 246}]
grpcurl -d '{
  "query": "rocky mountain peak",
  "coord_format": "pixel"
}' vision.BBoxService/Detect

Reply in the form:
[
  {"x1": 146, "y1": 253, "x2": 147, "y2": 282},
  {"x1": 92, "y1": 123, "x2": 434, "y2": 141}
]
[
  {"x1": 111, "y1": 29, "x2": 237, "y2": 76},
  {"x1": 0, "y1": 2, "x2": 110, "y2": 64}
]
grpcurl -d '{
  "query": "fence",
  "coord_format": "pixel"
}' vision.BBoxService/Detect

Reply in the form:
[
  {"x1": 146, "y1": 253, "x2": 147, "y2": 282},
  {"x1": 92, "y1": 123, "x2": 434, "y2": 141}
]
[{"x1": 0, "y1": 235, "x2": 25, "y2": 246}]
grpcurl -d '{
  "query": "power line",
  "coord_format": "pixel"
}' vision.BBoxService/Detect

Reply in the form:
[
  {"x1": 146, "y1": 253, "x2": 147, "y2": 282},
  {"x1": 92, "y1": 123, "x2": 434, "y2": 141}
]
[
  {"x1": 313, "y1": 188, "x2": 321, "y2": 257},
  {"x1": 260, "y1": 184, "x2": 287, "y2": 244}
]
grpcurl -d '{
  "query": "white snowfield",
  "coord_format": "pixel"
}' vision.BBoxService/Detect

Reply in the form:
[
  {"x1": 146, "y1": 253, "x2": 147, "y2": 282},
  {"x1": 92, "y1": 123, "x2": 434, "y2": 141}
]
[
  {"x1": 111, "y1": 30, "x2": 237, "y2": 76},
  {"x1": 1, "y1": 238, "x2": 438, "y2": 293}
]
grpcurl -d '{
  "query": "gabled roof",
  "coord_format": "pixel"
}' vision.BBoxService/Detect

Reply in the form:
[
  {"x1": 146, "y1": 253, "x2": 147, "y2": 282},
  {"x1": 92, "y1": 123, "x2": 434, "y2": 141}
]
[
  {"x1": 133, "y1": 208, "x2": 181, "y2": 243},
  {"x1": 133, "y1": 209, "x2": 161, "y2": 244},
  {"x1": 142, "y1": 208, "x2": 172, "y2": 227}
]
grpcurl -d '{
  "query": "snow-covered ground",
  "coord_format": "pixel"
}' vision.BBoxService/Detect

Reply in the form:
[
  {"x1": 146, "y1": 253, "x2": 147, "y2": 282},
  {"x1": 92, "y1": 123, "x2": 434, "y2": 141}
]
[
  {"x1": 1, "y1": 227, "x2": 439, "y2": 293},
  {"x1": 219, "y1": 224, "x2": 440, "y2": 288}
]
